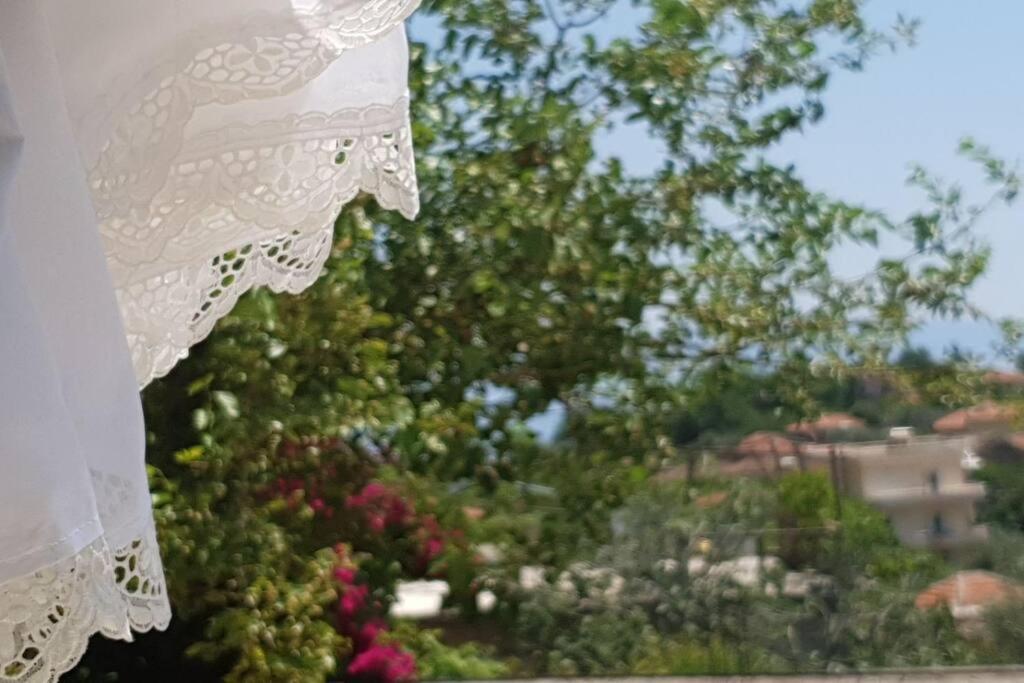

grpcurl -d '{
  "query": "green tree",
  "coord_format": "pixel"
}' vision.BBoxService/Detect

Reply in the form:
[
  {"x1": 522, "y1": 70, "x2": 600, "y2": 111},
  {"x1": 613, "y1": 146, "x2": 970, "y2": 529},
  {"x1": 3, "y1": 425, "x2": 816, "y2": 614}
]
[
  {"x1": 976, "y1": 463, "x2": 1024, "y2": 534},
  {"x1": 982, "y1": 599, "x2": 1024, "y2": 663},
  {"x1": 74, "y1": 0, "x2": 1018, "y2": 679},
  {"x1": 897, "y1": 346, "x2": 936, "y2": 371},
  {"x1": 775, "y1": 472, "x2": 945, "y2": 581}
]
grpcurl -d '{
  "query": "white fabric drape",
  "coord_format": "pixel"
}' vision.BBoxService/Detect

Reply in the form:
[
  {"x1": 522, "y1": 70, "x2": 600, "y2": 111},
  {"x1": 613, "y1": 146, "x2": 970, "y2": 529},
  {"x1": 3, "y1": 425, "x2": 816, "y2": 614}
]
[{"x1": 0, "y1": 1, "x2": 419, "y2": 679}]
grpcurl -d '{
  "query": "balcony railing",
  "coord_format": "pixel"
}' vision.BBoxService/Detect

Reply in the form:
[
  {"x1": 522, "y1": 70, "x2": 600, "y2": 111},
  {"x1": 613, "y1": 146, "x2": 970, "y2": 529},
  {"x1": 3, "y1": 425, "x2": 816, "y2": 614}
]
[
  {"x1": 863, "y1": 482, "x2": 986, "y2": 506},
  {"x1": 905, "y1": 524, "x2": 989, "y2": 549},
  {"x1": 802, "y1": 434, "x2": 980, "y2": 461}
]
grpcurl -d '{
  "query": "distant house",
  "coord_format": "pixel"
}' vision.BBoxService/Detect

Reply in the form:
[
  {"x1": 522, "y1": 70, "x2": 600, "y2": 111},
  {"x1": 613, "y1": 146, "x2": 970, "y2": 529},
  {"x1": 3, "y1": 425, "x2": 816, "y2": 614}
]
[
  {"x1": 933, "y1": 401, "x2": 1016, "y2": 435},
  {"x1": 786, "y1": 412, "x2": 866, "y2": 441},
  {"x1": 712, "y1": 430, "x2": 846, "y2": 479},
  {"x1": 717, "y1": 455, "x2": 779, "y2": 479},
  {"x1": 716, "y1": 431, "x2": 799, "y2": 477},
  {"x1": 825, "y1": 434, "x2": 987, "y2": 554},
  {"x1": 916, "y1": 571, "x2": 1024, "y2": 638},
  {"x1": 982, "y1": 371, "x2": 1024, "y2": 388},
  {"x1": 736, "y1": 431, "x2": 798, "y2": 459}
]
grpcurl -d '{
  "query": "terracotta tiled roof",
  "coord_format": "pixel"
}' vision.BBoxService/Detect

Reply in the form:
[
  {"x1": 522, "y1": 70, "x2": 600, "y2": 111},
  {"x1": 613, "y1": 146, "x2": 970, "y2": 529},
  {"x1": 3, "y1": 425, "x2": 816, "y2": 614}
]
[
  {"x1": 915, "y1": 571, "x2": 1024, "y2": 615},
  {"x1": 652, "y1": 464, "x2": 690, "y2": 483},
  {"x1": 694, "y1": 491, "x2": 729, "y2": 509},
  {"x1": 718, "y1": 455, "x2": 777, "y2": 478},
  {"x1": 933, "y1": 401, "x2": 1016, "y2": 434},
  {"x1": 786, "y1": 412, "x2": 866, "y2": 440},
  {"x1": 983, "y1": 371, "x2": 1024, "y2": 387},
  {"x1": 735, "y1": 431, "x2": 797, "y2": 458}
]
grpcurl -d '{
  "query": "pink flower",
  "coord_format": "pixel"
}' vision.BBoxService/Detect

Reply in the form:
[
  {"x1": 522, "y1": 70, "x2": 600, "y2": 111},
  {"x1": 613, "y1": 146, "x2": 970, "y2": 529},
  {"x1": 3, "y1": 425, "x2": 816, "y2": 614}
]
[
  {"x1": 412, "y1": 515, "x2": 447, "y2": 574},
  {"x1": 346, "y1": 483, "x2": 389, "y2": 508},
  {"x1": 347, "y1": 645, "x2": 416, "y2": 683},
  {"x1": 368, "y1": 514, "x2": 386, "y2": 533},
  {"x1": 360, "y1": 482, "x2": 388, "y2": 497},
  {"x1": 334, "y1": 567, "x2": 357, "y2": 585},
  {"x1": 385, "y1": 497, "x2": 412, "y2": 527},
  {"x1": 355, "y1": 619, "x2": 386, "y2": 651},
  {"x1": 347, "y1": 483, "x2": 416, "y2": 532},
  {"x1": 338, "y1": 584, "x2": 369, "y2": 620},
  {"x1": 422, "y1": 537, "x2": 445, "y2": 564}
]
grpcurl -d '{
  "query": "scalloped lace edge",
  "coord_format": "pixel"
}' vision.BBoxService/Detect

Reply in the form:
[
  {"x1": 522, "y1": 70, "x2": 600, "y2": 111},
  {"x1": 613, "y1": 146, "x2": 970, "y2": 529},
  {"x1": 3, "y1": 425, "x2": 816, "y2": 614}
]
[
  {"x1": 85, "y1": 0, "x2": 421, "y2": 200},
  {"x1": 79, "y1": 0, "x2": 423, "y2": 388},
  {"x1": 115, "y1": 106, "x2": 417, "y2": 387},
  {"x1": 0, "y1": 523, "x2": 170, "y2": 683}
]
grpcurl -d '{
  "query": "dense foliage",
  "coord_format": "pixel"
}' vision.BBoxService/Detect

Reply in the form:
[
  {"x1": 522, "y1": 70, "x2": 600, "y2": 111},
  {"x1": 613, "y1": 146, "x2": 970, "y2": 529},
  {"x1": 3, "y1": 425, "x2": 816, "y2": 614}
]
[{"x1": 71, "y1": 0, "x2": 1023, "y2": 680}]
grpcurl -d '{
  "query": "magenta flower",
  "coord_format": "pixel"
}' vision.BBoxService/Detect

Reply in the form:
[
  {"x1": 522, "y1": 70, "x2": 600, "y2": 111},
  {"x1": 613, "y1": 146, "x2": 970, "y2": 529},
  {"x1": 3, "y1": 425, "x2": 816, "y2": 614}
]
[
  {"x1": 368, "y1": 513, "x2": 387, "y2": 533},
  {"x1": 334, "y1": 567, "x2": 357, "y2": 585},
  {"x1": 346, "y1": 483, "x2": 415, "y2": 531},
  {"x1": 360, "y1": 482, "x2": 389, "y2": 497},
  {"x1": 338, "y1": 584, "x2": 369, "y2": 620},
  {"x1": 347, "y1": 644, "x2": 416, "y2": 683},
  {"x1": 385, "y1": 497, "x2": 412, "y2": 527},
  {"x1": 355, "y1": 619, "x2": 386, "y2": 651},
  {"x1": 345, "y1": 482, "x2": 388, "y2": 508},
  {"x1": 422, "y1": 536, "x2": 445, "y2": 564}
]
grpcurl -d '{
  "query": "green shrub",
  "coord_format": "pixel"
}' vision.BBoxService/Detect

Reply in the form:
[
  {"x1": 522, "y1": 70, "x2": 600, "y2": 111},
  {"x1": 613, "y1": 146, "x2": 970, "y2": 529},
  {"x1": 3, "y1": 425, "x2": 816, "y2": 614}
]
[{"x1": 388, "y1": 624, "x2": 509, "y2": 680}]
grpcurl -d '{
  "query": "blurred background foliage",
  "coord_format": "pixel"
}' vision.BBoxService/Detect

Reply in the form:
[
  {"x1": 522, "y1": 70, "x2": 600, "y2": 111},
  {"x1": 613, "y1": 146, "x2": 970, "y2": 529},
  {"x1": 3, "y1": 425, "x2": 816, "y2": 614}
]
[{"x1": 71, "y1": 0, "x2": 1024, "y2": 680}]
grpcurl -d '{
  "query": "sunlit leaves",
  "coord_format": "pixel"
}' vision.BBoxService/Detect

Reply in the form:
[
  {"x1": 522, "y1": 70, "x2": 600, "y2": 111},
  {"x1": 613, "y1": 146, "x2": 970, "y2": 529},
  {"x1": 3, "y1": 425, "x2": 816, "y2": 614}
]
[{"x1": 129, "y1": 1, "x2": 1022, "y2": 679}]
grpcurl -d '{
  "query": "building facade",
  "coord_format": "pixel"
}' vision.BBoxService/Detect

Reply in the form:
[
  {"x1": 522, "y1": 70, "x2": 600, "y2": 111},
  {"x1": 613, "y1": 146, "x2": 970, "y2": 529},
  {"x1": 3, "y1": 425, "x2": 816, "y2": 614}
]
[{"x1": 810, "y1": 434, "x2": 988, "y2": 552}]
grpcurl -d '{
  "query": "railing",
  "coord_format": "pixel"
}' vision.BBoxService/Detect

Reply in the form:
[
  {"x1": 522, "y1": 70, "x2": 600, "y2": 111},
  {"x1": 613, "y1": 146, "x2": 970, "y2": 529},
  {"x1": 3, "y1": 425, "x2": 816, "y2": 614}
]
[
  {"x1": 863, "y1": 482, "x2": 986, "y2": 505},
  {"x1": 905, "y1": 524, "x2": 989, "y2": 549},
  {"x1": 801, "y1": 435, "x2": 979, "y2": 461}
]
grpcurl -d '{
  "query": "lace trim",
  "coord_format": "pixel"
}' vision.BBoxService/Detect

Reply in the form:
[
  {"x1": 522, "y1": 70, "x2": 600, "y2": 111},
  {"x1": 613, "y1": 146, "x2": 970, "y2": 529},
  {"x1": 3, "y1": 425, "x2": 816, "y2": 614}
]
[
  {"x1": 109, "y1": 102, "x2": 417, "y2": 385},
  {"x1": 120, "y1": 226, "x2": 336, "y2": 384},
  {"x1": 0, "y1": 523, "x2": 170, "y2": 683},
  {"x1": 78, "y1": 0, "x2": 421, "y2": 387},
  {"x1": 86, "y1": 0, "x2": 420, "y2": 210},
  {"x1": 102, "y1": 99, "x2": 416, "y2": 277}
]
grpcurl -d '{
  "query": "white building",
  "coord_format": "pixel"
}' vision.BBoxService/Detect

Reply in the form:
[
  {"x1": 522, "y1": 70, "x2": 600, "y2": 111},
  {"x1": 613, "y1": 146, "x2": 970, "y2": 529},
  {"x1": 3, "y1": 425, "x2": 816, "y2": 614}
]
[{"x1": 820, "y1": 434, "x2": 988, "y2": 553}]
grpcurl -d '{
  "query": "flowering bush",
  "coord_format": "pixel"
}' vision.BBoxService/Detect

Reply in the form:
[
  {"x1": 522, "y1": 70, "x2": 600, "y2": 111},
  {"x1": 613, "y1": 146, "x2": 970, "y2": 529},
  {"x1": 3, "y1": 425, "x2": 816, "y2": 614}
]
[
  {"x1": 342, "y1": 481, "x2": 468, "y2": 585},
  {"x1": 346, "y1": 483, "x2": 415, "y2": 532},
  {"x1": 67, "y1": 0, "x2": 1024, "y2": 678},
  {"x1": 333, "y1": 546, "x2": 418, "y2": 682},
  {"x1": 348, "y1": 646, "x2": 417, "y2": 682}
]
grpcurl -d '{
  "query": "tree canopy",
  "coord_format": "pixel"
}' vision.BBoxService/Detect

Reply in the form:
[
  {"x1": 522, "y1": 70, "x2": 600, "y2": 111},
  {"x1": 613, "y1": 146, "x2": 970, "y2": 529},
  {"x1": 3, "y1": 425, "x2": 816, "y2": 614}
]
[{"x1": 72, "y1": 1, "x2": 1021, "y2": 680}]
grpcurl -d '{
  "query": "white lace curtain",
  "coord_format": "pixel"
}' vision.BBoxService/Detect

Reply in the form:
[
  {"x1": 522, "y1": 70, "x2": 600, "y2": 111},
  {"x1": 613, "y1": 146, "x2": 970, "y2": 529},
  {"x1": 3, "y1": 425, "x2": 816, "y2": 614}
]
[{"x1": 0, "y1": 1, "x2": 419, "y2": 680}]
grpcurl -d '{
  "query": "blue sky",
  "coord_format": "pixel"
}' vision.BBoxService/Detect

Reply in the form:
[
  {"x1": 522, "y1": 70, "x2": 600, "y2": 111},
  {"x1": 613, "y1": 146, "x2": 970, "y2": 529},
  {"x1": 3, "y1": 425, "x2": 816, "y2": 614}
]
[
  {"x1": 414, "y1": 1, "x2": 1024, "y2": 360},
  {"x1": 597, "y1": 0, "x2": 1024, "y2": 359},
  {"x1": 783, "y1": 0, "x2": 1024, "y2": 357},
  {"x1": 413, "y1": 2, "x2": 1024, "y2": 440}
]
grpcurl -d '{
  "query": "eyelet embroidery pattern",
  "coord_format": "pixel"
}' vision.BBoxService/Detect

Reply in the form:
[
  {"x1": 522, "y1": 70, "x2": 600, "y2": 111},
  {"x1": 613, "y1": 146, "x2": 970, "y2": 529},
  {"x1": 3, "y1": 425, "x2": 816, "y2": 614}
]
[
  {"x1": 108, "y1": 102, "x2": 418, "y2": 385},
  {"x1": 79, "y1": 1, "x2": 421, "y2": 388},
  {"x1": 86, "y1": 0, "x2": 420, "y2": 214},
  {"x1": 0, "y1": 522, "x2": 170, "y2": 683},
  {"x1": 0, "y1": 2, "x2": 421, "y2": 679}
]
